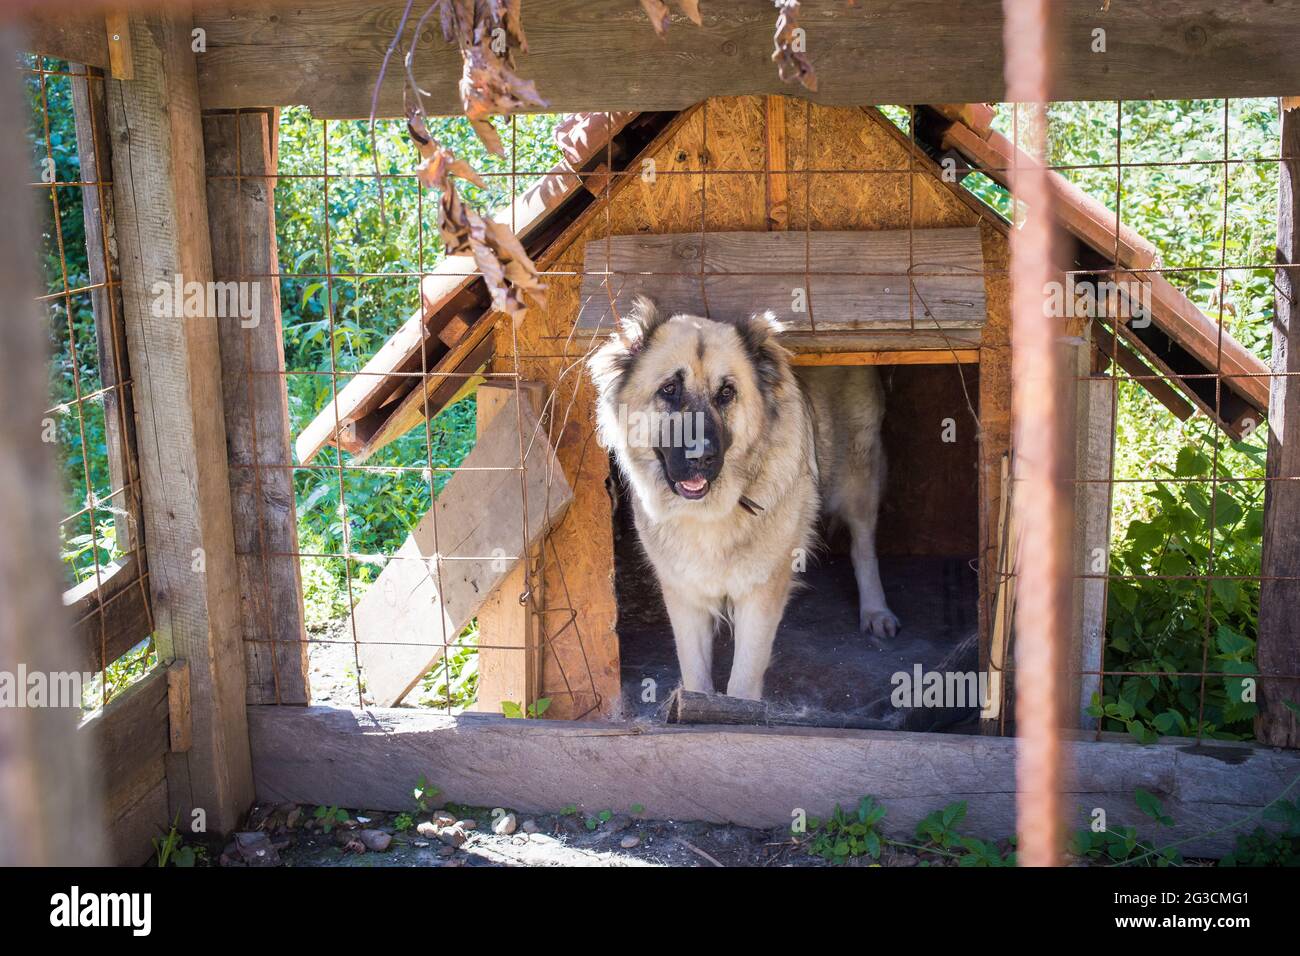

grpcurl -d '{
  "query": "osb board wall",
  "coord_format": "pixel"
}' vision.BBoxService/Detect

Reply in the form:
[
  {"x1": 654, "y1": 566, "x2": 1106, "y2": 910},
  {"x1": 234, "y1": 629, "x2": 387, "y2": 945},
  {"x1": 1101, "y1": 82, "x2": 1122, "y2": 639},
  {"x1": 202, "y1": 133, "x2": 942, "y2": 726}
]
[{"x1": 493, "y1": 97, "x2": 1012, "y2": 718}]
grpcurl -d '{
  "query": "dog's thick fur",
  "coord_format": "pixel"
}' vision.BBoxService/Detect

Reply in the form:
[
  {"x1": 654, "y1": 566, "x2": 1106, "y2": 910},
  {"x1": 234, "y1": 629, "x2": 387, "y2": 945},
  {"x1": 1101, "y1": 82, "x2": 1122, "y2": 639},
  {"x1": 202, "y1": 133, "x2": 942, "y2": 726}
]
[{"x1": 588, "y1": 298, "x2": 897, "y2": 700}]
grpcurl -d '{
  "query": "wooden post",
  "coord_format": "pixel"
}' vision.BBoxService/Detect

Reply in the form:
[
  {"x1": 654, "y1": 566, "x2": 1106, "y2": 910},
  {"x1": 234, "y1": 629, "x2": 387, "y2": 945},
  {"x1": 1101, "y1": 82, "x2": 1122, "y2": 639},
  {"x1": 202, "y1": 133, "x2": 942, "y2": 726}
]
[
  {"x1": 472, "y1": 382, "x2": 545, "y2": 715},
  {"x1": 204, "y1": 109, "x2": 311, "y2": 705},
  {"x1": 106, "y1": 10, "x2": 254, "y2": 833},
  {"x1": 1073, "y1": 338, "x2": 1115, "y2": 729},
  {"x1": 1258, "y1": 101, "x2": 1300, "y2": 749},
  {"x1": 0, "y1": 25, "x2": 103, "y2": 866}
]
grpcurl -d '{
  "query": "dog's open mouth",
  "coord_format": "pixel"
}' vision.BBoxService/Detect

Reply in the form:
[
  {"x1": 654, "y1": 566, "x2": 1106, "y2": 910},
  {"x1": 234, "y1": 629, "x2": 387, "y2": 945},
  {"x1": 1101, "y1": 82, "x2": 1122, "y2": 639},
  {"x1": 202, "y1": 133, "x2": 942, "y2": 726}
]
[{"x1": 675, "y1": 476, "x2": 710, "y2": 500}]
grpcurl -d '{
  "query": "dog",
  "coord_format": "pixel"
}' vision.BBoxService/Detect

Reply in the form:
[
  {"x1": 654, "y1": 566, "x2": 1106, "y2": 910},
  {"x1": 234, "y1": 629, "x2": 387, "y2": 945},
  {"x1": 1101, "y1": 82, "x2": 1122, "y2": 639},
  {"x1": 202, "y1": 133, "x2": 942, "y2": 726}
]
[{"x1": 588, "y1": 296, "x2": 898, "y2": 700}]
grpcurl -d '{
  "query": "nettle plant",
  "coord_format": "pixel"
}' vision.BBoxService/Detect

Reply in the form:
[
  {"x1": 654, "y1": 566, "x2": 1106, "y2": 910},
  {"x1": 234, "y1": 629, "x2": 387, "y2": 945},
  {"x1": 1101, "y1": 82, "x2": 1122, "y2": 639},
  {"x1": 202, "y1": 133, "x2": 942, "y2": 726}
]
[{"x1": 1098, "y1": 427, "x2": 1265, "y2": 742}]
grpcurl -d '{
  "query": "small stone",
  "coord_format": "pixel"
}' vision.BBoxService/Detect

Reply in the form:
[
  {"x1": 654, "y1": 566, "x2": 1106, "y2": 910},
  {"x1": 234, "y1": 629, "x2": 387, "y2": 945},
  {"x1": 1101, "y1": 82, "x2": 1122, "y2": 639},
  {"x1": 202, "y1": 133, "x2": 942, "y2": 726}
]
[
  {"x1": 413, "y1": 840, "x2": 430, "y2": 848},
  {"x1": 234, "y1": 831, "x2": 280, "y2": 867},
  {"x1": 620, "y1": 835, "x2": 641, "y2": 849},
  {"x1": 521, "y1": 819, "x2": 540, "y2": 834},
  {"x1": 357, "y1": 829, "x2": 392, "y2": 852},
  {"x1": 438, "y1": 825, "x2": 468, "y2": 848},
  {"x1": 459, "y1": 820, "x2": 478, "y2": 831},
  {"x1": 416, "y1": 821, "x2": 439, "y2": 839},
  {"x1": 285, "y1": 807, "x2": 302, "y2": 830},
  {"x1": 493, "y1": 813, "x2": 518, "y2": 836},
  {"x1": 431, "y1": 811, "x2": 457, "y2": 828}
]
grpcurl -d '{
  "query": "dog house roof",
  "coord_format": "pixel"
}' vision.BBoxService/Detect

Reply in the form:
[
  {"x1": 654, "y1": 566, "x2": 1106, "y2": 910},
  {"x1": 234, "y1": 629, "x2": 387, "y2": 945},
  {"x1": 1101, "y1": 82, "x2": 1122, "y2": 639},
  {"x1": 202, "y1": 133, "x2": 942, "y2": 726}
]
[{"x1": 296, "y1": 102, "x2": 1270, "y2": 464}]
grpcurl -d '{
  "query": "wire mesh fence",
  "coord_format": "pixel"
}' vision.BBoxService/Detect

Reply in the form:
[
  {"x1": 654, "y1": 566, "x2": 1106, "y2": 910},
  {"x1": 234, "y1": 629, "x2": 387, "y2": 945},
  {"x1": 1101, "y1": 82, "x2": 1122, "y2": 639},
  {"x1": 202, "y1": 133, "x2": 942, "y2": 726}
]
[
  {"x1": 202, "y1": 90, "x2": 1291, "y2": 748},
  {"x1": 23, "y1": 52, "x2": 153, "y2": 713}
]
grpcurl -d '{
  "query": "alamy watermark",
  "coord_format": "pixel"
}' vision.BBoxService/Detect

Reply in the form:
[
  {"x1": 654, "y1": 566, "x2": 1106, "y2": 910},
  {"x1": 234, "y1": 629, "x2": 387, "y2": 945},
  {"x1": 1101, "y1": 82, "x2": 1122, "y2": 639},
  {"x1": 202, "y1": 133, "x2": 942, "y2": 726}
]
[
  {"x1": 891, "y1": 664, "x2": 992, "y2": 715},
  {"x1": 604, "y1": 404, "x2": 708, "y2": 457},
  {"x1": 151, "y1": 273, "x2": 261, "y2": 328},
  {"x1": 0, "y1": 666, "x2": 92, "y2": 708},
  {"x1": 1043, "y1": 275, "x2": 1152, "y2": 327}
]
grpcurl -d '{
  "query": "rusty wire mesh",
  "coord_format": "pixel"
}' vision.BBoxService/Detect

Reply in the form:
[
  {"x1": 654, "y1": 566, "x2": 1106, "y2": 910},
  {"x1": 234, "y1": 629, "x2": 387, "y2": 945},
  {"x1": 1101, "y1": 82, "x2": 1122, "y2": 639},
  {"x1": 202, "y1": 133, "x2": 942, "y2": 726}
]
[
  {"x1": 215, "y1": 83, "x2": 1292, "y2": 770},
  {"x1": 24, "y1": 52, "x2": 153, "y2": 713}
]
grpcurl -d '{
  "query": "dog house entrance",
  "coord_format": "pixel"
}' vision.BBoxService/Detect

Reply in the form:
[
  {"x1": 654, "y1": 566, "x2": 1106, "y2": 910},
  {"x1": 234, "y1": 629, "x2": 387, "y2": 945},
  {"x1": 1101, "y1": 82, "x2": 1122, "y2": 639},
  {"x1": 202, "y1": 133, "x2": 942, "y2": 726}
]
[{"x1": 613, "y1": 362, "x2": 982, "y2": 731}]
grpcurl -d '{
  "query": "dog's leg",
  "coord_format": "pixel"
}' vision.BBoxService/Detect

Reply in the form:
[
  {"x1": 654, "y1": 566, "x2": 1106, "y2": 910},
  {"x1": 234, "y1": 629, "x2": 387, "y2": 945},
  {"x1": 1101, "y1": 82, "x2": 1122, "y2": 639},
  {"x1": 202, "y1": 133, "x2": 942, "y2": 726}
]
[
  {"x1": 726, "y1": 576, "x2": 790, "y2": 700},
  {"x1": 850, "y1": 442, "x2": 899, "y2": 638},
  {"x1": 662, "y1": 587, "x2": 716, "y2": 694}
]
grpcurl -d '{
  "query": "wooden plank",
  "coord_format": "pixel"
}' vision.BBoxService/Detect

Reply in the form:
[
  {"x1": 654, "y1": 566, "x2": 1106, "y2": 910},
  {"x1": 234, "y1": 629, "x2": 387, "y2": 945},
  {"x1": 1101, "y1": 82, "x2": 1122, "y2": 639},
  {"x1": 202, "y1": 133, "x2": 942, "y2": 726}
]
[
  {"x1": 1091, "y1": 321, "x2": 1195, "y2": 421},
  {"x1": 71, "y1": 65, "x2": 143, "y2": 557},
  {"x1": 204, "y1": 109, "x2": 310, "y2": 705},
  {"x1": 107, "y1": 778, "x2": 168, "y2": 867},
  {"x1": 248, "y1": 704, "x2": 1300, "y2": 859},
  {"x1": 107, "y1": 9, "x2": 253, "y2": 834},
  {"x1": 20, "y1": 12, "x2": 110, "y2": 67},
  {"x1": 790, "y1": 349, "x2": 978, "y2": 367},
  {"x1": 167, "y1": 660, "x2": 192, "y2": 752},
  {"x1": 81, "y1": 666, "x2": 170, "y2": 824},
  {"x1": 348, "y1": 331, "x2": 494, "y2": 463},
  {"x1": 350, "y1": 393, "x2": 573, "y2": 706},
  {"x1": 103, "y1": 12, "x2": 134, "y2": 80},
  {"x1": 0, "y1": 22, "x2": 101, "y2": 865},
  {"x1": 574, "y1": 229, "x2": 988, "y2": 333},
  {"x1": 470, "y1": 382, "x2": 546, "y2": 716},
  {"x1": 64, "y1": 555, "x2": 153, "y2": 672},
  {"x1": 194, "y1": 1, "x2": 1300, "y2": 117},
  {"x1": 765, "y1": 95, "x2": 788, "y2": 230},
  {"x1": 1074, "y1": 371, "x2": 1116, "y2": 729},
  {"x1": 1257, "y1": 103, "x2": 1300, "y2": 749}
]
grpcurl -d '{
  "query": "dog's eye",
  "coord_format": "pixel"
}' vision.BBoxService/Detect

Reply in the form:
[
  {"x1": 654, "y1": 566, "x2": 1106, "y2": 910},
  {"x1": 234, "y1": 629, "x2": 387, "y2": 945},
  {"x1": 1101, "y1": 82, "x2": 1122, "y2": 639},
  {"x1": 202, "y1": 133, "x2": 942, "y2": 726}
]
[
  {"x1": 716, "y1": 383, "x2": 736, "y2": 405},
  {"x1": 659, "y1": 381, "x2": 677, "y2": 398}
]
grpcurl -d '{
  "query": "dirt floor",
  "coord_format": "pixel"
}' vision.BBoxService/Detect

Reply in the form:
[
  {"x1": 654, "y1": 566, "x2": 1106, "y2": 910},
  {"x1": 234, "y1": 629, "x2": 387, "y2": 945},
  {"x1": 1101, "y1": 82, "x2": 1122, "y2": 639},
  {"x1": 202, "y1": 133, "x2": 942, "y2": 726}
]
[{"x1": 213, "y1": 801, "x2": 958, "y2": 868}]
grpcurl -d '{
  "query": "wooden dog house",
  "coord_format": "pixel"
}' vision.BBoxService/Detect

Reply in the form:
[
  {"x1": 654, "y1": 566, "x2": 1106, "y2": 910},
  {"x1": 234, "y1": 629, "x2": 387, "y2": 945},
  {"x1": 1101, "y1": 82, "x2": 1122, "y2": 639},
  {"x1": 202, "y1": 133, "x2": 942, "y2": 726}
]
[{"x1": 300, "y1": 96, "x2": 1270, "y2": 728}]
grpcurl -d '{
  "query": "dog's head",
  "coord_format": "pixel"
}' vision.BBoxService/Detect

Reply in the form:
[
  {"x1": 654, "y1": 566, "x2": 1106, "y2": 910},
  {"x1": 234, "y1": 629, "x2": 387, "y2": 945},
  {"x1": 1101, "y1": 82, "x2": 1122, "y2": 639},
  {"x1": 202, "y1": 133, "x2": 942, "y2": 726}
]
[{"x1": 587, "y1": 295, "x2": 791, "y2": 519}]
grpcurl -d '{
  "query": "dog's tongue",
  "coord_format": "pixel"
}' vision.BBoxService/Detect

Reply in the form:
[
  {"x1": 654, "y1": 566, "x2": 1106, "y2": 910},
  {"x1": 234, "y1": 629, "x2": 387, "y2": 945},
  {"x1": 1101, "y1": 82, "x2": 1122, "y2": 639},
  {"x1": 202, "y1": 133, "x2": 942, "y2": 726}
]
[{"x1": 679, "y1": 477, "x2": 708, "y2": 494}]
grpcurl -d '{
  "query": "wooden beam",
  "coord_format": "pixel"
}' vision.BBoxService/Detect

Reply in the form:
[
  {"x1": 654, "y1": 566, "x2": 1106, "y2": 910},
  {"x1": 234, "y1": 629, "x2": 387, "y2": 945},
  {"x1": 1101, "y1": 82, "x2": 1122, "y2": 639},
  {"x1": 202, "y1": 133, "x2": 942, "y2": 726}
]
[
  {"x1": 349, "y1": 392, "x2": 573, "y2": 706},
  {"x1": 193, "y1": 1, "x2": 1300, "y2": 118},
  {"x1": 790, "y1": 349, "x2": 979, "y2": 366},
  {"x1": 1073, "y1": 364, "x2": 1116, "y2": 728},
  {"x1": 575, "y1": 229, "x2": 988, "y2": 333},
  {"x1": 107, "y1": 9, "x2": 253, "y2": 835},
  {"x1": 1257, "y1": 102, "x2": 1300, "y2": 749},
  {"x1": 765, "y1": 95, "x2": 788, "y2": 230},
  {"x1": 1090, "y1": 321, "x2": 1195, "y2": 421},
  {"x1": 103, "y1": 11, "x2": 133, "y2": 80},
  {"x1": 248, "y1": 704, "x2": 1300, "y2": 859},
  {"x1": 71, "y1": 65, "x2": 143, "y2": 557},
  {"x1": 64, "y1": 555, "x2": 152, "y2": 673},
  {"x1": 19, "y1": 11, "x2": 110, "y2": 67},
  {"x1": 204, "y1": 108, "x2": 310, "y2": 705},
  {"x1": 470, "y1": 382, "x2": 546, "y2": 716},
  {"x1": 81, "y1": 666, "x2": 170, "y2": 865},
  {"x1": 0, "y1": 24, "x2": 102, "y2": 866}
]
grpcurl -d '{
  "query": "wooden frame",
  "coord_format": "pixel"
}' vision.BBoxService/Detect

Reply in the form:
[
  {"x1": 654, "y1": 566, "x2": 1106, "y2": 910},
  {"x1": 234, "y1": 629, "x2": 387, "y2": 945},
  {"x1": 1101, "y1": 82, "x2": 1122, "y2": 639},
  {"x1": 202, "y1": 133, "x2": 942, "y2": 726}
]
[
  {"x1": 184, "y1": 1, "x2": 1300, "y2": 118},
  {"x1": 106, "y1": 8, "x2": 253, "y2": 834},
  {"x1": 204, "y1": 108, "x2": 311, "y2": 705},
  {"x1": 249, "y1": 705, "x2": 1300, "y2": 859}
]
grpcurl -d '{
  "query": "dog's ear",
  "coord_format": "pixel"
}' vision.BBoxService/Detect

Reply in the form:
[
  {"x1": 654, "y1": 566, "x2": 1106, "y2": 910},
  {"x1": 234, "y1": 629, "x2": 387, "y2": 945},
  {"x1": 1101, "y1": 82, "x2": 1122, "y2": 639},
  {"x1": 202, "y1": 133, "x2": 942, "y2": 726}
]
[
  {"x1": 733, "y1": 310, "x2": 790, "y2": 413},
  {"x1": 587, "y1": 295, "x2": 663, "y2": 397}
]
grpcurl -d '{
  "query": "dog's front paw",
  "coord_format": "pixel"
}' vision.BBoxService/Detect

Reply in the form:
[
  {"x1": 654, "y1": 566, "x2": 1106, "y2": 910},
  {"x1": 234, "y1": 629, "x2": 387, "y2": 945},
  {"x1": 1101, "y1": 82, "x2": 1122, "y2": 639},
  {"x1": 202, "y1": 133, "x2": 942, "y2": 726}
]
[{"x1": 860, "y1": 607, "x2": 900, "y2": 638}]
